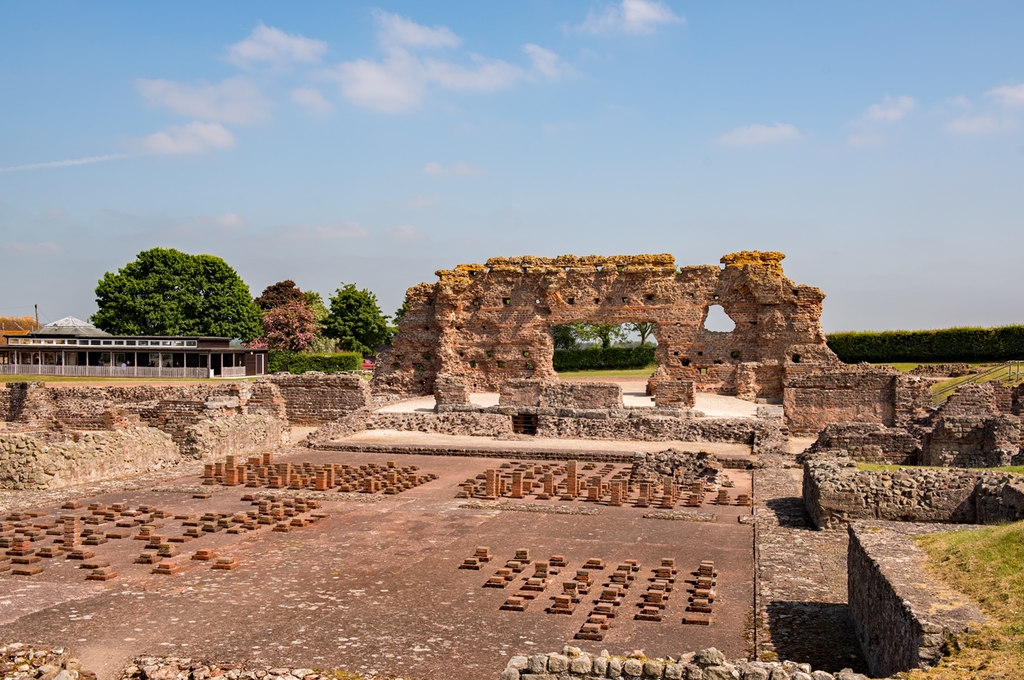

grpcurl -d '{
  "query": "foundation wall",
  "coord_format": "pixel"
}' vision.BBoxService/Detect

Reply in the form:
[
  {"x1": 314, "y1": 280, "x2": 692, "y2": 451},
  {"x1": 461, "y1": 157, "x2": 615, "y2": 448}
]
[
  {"x1": 264, "y1": 373, "x2": 372, "y2": 424},
  {"x1": 847, "y1": 522, "x2": 986, "y2": 678}
]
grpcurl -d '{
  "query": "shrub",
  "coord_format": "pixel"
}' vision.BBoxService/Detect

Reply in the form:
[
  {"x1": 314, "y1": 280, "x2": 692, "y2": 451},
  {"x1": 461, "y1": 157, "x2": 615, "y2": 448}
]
[
  {"x1": 268, "y1": 351, "x2": 362, "y2": 374},
  {"x1": 827, "y1": 326, "x2": 1024, "y2": 363},
  {"x1": 553, "y1": 346, "x2": 656, "y2": 372}
]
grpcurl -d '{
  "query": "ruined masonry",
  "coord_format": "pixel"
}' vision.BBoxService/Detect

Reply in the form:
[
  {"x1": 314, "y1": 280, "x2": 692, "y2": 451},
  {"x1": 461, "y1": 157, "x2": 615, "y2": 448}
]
[{"x1": 375, "y1": 251, "x2": 841, "y2": 401}]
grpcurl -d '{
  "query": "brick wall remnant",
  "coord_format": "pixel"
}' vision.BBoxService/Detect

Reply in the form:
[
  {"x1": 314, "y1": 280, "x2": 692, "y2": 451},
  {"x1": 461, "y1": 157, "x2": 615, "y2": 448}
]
[
  {"x1": 264, "y1": 372, "x2": 371, "y2": 424},
  {"x1": 908, "y1": 363, "x2": 974, "y2": 377},
  {"x1": 498, "y1": 379, "x2": 623, "y2": 410},
  {"x1": 847, "y1": 521, "x2": 986, "y2": 678},
  {"x1": 375, "y1": 251, "x2": 840, "y2": 400},
  {"x1": 783, "y1": 365, "x2": 932, "y2": 432},
  {"x1": 805, "y1": 422, "x2": 922, "y2": 465}
]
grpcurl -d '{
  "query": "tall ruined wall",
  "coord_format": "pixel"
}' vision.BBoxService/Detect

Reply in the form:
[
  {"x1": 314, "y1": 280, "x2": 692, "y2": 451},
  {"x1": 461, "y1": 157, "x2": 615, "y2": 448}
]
[
  {"x1": 374, "y1": 251, "x2": 839, "y2": 398},
  {"x1": 847, "y1": 521, "x2": 986, "y2": 678}
]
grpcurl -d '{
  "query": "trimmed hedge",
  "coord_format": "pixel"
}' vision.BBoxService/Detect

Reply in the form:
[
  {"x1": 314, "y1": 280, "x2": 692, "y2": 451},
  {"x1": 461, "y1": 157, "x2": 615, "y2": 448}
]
[
  {"x1": 827, "y1": 326, "x2": 1024, "y2": 363},
  {"x1": 553, "y1": 346, "x2": 656, "y2": 372},
  {"x1": 269, "y1": 351, "x2": 362, "y2": 374}
]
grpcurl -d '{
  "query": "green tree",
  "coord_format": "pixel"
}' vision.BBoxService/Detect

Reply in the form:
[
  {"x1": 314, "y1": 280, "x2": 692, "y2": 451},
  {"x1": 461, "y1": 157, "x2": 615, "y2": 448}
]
[
  {"x1": 551, "y1": 324, "x2": 578, "y2": 350},
  {"x1": 92, "y1": 248, "x2": 261, "y2": 340},
  {"x1": 630, "y1": 322, "x2": 657, "y2": 346},
  {"x1": 574, "y1": 323, "x2": 628, "y2": 349},
  {"x1": 303, "y1": 291, "x2": 336, "y2": 353},
  {"x1": 323, "y1": 283, "x2": 390, "y2": 356},
  {"x1": 255, "y1": 280, "x2": 306, "y2": 310}
]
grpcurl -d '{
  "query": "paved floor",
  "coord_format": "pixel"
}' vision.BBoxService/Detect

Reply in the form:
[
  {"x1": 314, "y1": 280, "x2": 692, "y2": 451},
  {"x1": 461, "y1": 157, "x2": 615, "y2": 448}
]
[
  {"x1": 1, "y1": 447, "x2": 755, "y2": 680},
  {"x1": 375, "y1": 382, "x2": 761, "y2": 419}
]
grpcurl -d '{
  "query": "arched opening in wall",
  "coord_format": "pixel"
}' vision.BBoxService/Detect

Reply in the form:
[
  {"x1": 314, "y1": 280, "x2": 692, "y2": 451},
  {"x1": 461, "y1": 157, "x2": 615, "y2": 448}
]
[
  {"x1": 703, "y1": 305, "x2": 735, "y2": 333},
  {"x1": 549, "y1": 322, "x2": 658, "y2": 375}
]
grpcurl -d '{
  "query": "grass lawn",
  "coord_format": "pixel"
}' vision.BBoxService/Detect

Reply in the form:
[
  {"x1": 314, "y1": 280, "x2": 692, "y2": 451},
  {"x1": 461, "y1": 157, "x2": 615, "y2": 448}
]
[
  {"x1": 555, "y1": 366, "x2": 657, "y2": 379},
  {"x1": 903, "y1": 521, "x2": 1024, "y2": 678}
]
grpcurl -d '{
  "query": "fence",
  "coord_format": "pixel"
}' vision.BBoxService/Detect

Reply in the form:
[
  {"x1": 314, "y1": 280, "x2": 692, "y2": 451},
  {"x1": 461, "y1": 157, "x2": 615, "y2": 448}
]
[{"x1": 0, "y1": 364, "x2": 212, "y2": 379}]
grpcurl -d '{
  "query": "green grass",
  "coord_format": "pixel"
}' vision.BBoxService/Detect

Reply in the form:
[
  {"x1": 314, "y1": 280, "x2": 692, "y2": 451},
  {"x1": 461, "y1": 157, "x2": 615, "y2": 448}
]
[
  {"x1": 555, "y1": 366, "x2": 657, "y2": 379},
  {"x1": 903, "y1": 521, "x2": 1024, "y2": 679}
]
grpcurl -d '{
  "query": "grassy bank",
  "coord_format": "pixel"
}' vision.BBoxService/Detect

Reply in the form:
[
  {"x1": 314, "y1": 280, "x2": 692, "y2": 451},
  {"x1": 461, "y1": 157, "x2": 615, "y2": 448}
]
[
  {"x1": 904, "y1": 521, "x2": 1024, "y2": 678},
  {"x1": 856, "y1": 463, "x2": 1024, "y2": 475},
  {"x1": 555, "y1": 366, "x2": 657, "y2": 379}
]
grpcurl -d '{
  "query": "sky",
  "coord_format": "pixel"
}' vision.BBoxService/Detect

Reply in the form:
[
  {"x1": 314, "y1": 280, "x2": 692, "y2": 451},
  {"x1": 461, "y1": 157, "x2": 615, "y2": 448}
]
[{"x1": 1, "y1": 0, "x2": 1023, "y2": 333}]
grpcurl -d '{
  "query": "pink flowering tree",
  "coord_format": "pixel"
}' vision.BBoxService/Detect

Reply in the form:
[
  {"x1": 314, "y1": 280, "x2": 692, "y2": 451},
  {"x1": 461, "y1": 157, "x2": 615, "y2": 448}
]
[{"x1": 252, "y1": 300, "x2": 317, "y2": 351}]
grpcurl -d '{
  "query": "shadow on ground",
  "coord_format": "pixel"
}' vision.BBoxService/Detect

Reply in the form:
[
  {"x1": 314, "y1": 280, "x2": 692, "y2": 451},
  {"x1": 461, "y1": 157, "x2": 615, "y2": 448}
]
[{"x1": 766, "y1": 600, "x2": 867, "y2": 674}]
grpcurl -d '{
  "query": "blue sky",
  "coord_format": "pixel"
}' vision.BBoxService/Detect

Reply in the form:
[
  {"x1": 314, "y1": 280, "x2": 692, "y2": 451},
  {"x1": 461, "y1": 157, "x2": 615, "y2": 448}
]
[{"x1": 2, "y1": 1, "x2": 1022, "y2": 332}]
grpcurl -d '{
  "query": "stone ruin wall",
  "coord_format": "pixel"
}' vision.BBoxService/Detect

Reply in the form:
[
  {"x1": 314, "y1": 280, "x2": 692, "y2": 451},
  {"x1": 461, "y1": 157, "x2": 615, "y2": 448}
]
[
  {"x1": 846, "y1": 521, "x2": 986, "y2": 678},
  {"x1": 374, "y1": 251, "x2": 841, "y2": 401}
]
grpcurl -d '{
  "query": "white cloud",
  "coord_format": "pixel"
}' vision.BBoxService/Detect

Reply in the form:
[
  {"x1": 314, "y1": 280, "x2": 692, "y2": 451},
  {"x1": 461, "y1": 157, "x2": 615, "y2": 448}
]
[
  {"x1": 326, "y1": 12, "x2": 569, "y2": 113},
  {"x1": 846, "y1": 95, "x2": 915, "y2": 146},
  {"x1": 406, "y1": 194, "x2": 440, "y2": 208},
  {"x1": 986, "y1": 83, "x2": 1024, "y2": 107},
  {"x1": 291, "y1": 87, "x2": 333, "y2": 115},
  {"x1": 136, "y1": 76, "x2": 271, "y2": 124},
  {"x1": 135, "y1": 121, "x2": 236, "y2": 155},
  {"x1": 228, "y1": 24, "x2": 328, "y2": 68},
  {"x1": 862, "y1": 95, "x2": 916, "y2": 122},
  {"x1": 580, "y1": 0, "x2": 685, "y2": 35},
  {"x1": 282, "y1": 222, "x2": 370, "y2": 241},
  {"x1": 421, "y1": 161, "x2": 485, "y2": 176},
  {"x1": 945, "y1": 115, "x2": 1001, "y2": 135},
  {"x1": 0, "y1": 153, "x2": 128, "y2": 173},
  {"x1": 382, "y1": 224, "x2": 426, "y2": 242},
  {"x1": 947, "y1": 95, "x2": 972, "y2": 108},
  {"x1": 523, "y1": 44, "x2": 574, "y2": 80},
  {"x1": 6, "y1": 241, "x2": 62, "y2": 256},
  {"x1": 715, "y1": 122, "x2": 802, "y2": 147},
  {"x1": 373, "y1": 10, "x2": 460, "y2": 50}
]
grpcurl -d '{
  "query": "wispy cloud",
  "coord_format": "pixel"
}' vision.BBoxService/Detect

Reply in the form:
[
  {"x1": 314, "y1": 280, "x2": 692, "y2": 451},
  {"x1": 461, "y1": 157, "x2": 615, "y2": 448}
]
[
  {"x1": 715, "y1": 122, "x2": 802, "y2": 147},
  {"x1": 6, "y1": 241, "x2": 63, "y2": 256},
  {"x1": 373, "y1": 10, "x2": 460, "y2": 49},
  {"x1": 847, "y1": 95, "x2": 915, "y2": 147},
  {"x1": 190, "y1": 213, "x2": 246, "y2": 229},
  {"x1": 136, "y1": 76, "x2": 271, "y2": 124},
  {"x1": 280, "y1": 222, "x2": 370, "y2": 241},
  {"x1": 944, "y1": 115, "x2": 1001, "y2": 135},
  {"x1": 135, "y1": 121, "x2": 236, "y2": 155},
  {"x1": 406, "y1": 194, "x2": 441, "y2": 208},
  {"x1": 421, "y1": 161, "x2": 485, "y2": 176},
  {"x1": 326, "y1": 13, "x2": 570, "y2": 113},
  {"x1": 986, "y1": 83, "x2": 1024, "y2": 107},
  {"x1": 579, "y1": 0, "x2": 685, "y2": 35},
  {"x1": 382, "y1": 224, "x2": 426, "y2": 243},
  {"x1": 291, "y1": 87, "x2": 333, "y2": 115},
  {"x1": 228, "y1": 24, "x2": 328, "y2": 68},
  {"x1": 0, "y1": 153, "x2": 128, "y2": 173}
]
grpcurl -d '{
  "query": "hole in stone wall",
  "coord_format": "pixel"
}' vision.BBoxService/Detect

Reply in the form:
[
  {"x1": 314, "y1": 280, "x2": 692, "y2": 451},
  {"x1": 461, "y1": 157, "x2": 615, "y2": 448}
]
[
  {"x1": 469, "y1": 360, "x2": 477, "y2": 368},
  {"x1": 568, "y1": 297, "x2": 575, "y2": 305},
  {"x1": 487, "y1": 351, "x2": 494, "y2": 358},
  {"x1": 681, "y1": 359, "x2": 690, "y2": 367},
  {"x1": 713, "y1": 359, "x2": 723, "y2": 365},
  {"x1": 522, "y1": 350, "x2": 530, "y2": 357},
  {"x1": 593, "y1": 298, "x2": 600, "y2": 304},
  {"x1": 535, "y1": 299, "x2": 541, "y2": 304},
  {"x1": 415, "y1": 363, "x2": 425, "y2": 371},
  {"x1": 503, "y1": 298, "x2": 511, "y2": 305},
  {"x1": 703, "y1": 305, "x2": 736, "y2": 332},
  {"x1": 645, "y1": 294, "x2": 654, "y2": 301},
  {"x1": 526, "y1": 361, "x2": 534, "y2": 370},
  {"x1": 792, "y1": 354, "x2": 802, "y2": 363},
  {"x1": 498, "y1": 361, "x2": 506, "y2": 368},
  {"x1": 473, "y1": 299, "x2": 481, "y2": 306},
  {"x1": 698, "y1": 368, "x2": 707, "y2": 375},
  {"x1": 423, "y1": 353, "x2": 431, "y2": 360},
  {"x1": 731, "y1": 350, "x2": 741, "y2": 360},
  {"x1": 622, "y1": 297, "x2": 629, "y2": 303},
  {"x1": 392, "y1": 363, "x2": 400, "y2": 370}
]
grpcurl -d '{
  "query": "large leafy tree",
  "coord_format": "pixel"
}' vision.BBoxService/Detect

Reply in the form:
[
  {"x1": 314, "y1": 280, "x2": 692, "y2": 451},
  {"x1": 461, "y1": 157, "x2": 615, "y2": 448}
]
[
  {"x1": 629, "y1": 322, "x2": 657, "y2": 346},
  {"x1": 255, "y1": 280, "x2": 306, "y2": 310},
  {"x1": 92, "y1": 248, "x2": 262, "y2": 340},
  {"x1": 323, "y1": 283, "x2": 390, "y2": 356}
]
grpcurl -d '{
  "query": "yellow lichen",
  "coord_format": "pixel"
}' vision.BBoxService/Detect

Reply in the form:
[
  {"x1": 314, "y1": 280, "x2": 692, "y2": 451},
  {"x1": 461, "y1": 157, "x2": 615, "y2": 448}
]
[{"x1": 720, "y1": 251, "x2": 786, "y2": 274}]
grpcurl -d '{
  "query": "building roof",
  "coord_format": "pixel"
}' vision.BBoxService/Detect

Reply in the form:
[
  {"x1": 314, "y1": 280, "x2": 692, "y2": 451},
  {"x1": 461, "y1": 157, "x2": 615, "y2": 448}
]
[
  {"x1": 33, "y1": 316, "x2": 112, "y2": 338},
  {"x1": 0, "y1": 316, "x2": 41, "y2": 334}
]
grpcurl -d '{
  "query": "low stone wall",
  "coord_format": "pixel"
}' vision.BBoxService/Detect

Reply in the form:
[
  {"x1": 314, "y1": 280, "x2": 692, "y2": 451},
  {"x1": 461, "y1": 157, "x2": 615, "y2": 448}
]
[
  {"x1": 847, "y1": 521, "x2": 986, "y2": 678},
  {"x1": 498, "y1": 379, "x2": 624, "y2": 409},
  {"x1": 500, "y1": 645, "x2": 868, "y2": 680},
  {"x1": 264, "y1": 372, "x2": 371, "y2": 424},
  {"x1": 179, "y1": 414, "x2": 289, "y2": 460},
  {"x1": 803, "y1": 451, "x2": 1024, "y2": 528},
  {"x1": 0, "y1": 427, "x2": 178, "y2": 489},
  {"x1": 367, "y1": 411, "x2": 515, "y2": 437},
  {"x1": 805, "y1": 422, "x2": 922, "y2": 465},
  {"x1": 908, "y1": 363, "x2": 973, "y2": 377},
  {"x1": 783, "y1": 366, "x2": 931, "y2": 433}
]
